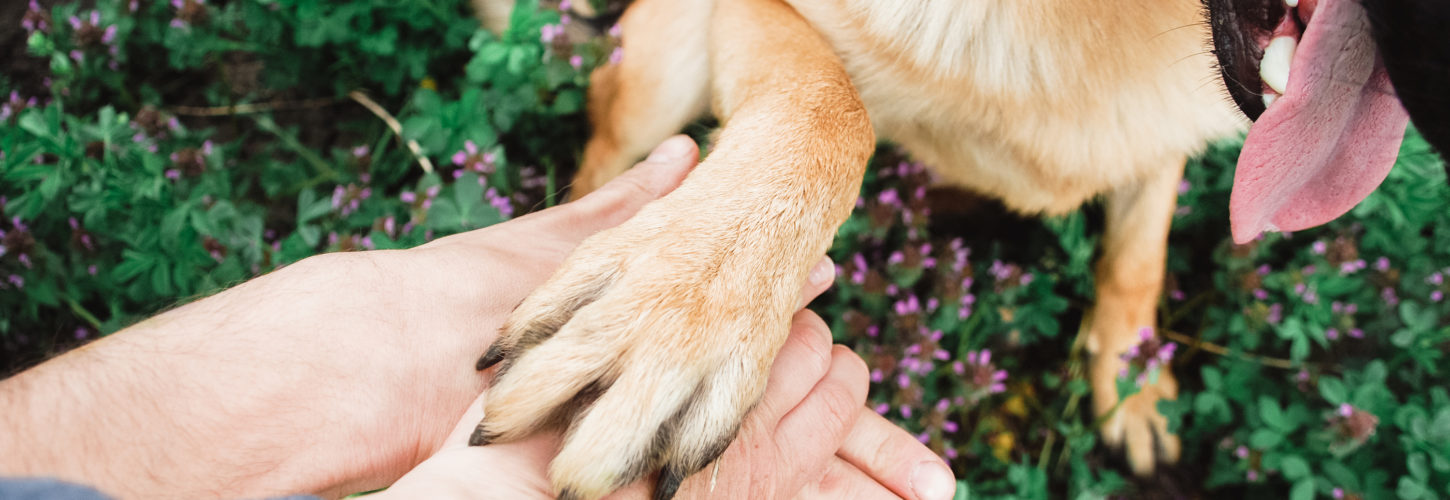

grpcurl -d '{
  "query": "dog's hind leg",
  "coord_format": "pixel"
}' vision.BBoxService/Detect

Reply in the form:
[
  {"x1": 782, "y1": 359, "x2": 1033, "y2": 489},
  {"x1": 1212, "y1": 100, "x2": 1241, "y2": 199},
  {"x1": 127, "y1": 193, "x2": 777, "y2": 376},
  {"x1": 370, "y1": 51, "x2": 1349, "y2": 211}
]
[
  {"x1": 570, "y1": 0, "x2": 712, "y2": 201},
  {"x1": 1085, "y1": 158, "x2": 1184, "y2": 476}
]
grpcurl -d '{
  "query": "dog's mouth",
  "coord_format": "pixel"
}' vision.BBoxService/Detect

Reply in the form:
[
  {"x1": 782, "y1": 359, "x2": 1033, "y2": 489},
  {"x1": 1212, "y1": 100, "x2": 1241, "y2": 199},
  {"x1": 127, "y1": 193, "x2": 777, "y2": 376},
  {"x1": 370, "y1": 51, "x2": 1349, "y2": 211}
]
[{"x1": 1209, "y1": 0, "x2": 1410, "y2": 243}]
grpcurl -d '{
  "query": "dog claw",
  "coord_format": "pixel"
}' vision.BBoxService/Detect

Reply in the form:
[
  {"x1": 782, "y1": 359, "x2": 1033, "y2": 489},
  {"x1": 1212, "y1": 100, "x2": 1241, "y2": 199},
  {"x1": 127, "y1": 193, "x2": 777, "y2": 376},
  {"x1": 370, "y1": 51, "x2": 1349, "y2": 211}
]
[
  {"x1": 653, "y1": 464, "x2": 686, "y2": 500},
  {"x1": 476, "y1": 344, "x2": 504, "y2": 370},
  {"x1": 467, "y1": 423, "x2": 495, "y2": 446}
]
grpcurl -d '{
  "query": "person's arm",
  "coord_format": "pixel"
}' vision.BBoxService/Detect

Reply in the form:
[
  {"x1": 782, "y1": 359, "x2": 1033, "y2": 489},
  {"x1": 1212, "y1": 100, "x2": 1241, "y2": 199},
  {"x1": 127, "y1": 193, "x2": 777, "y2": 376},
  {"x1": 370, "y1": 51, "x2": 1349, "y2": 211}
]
[
  {"x1": 0, "y1": 137, "x2": 706, "y2": 499},
  {"x1": 0, "y1": 251, "x2": 425, "y2": 498}
]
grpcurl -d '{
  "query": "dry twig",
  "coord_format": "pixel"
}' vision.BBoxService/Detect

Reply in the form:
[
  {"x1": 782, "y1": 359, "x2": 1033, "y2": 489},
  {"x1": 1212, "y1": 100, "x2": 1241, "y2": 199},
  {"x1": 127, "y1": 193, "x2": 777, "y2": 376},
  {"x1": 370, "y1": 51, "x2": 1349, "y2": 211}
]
[{"x1": 348, "y1": 90, "x2": 434, "y2": 174}]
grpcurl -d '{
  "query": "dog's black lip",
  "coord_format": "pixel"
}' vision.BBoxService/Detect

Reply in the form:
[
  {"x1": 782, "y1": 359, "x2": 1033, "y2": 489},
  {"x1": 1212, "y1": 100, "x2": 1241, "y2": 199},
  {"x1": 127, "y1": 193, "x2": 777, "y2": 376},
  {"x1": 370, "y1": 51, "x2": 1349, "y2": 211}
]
[
  {"x1": 1206, "y1": 0, "x2": 1289, "y2": 122},
  {"x1": 1364, "y1": 0, "x2": 1450, "y2": 161}
]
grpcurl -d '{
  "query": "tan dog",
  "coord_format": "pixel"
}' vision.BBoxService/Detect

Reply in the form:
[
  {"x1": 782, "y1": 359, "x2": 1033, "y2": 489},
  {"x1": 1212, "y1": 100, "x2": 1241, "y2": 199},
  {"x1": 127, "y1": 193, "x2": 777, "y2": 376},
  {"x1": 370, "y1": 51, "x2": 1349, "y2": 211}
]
[{"x1": 470, "y1": 0, "x2": 1243, "y2": 497}]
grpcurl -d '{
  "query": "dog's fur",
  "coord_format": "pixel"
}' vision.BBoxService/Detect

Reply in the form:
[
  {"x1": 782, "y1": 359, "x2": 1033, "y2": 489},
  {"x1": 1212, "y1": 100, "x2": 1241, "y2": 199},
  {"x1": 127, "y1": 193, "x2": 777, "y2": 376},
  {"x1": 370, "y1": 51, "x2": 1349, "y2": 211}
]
[
  {"x1": 463, "y1": 0, "x2": 1450, "y2": 497},
  {"x1": 469, "y1": 0, "x2": 1246, "y2": 496}
]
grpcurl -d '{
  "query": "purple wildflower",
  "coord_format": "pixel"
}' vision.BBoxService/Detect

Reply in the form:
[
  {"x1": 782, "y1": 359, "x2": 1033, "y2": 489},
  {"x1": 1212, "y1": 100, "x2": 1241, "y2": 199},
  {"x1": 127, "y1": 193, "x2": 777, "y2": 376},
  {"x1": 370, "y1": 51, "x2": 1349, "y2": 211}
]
[
  {"x1": 540, "y1": 23, "x2": 564, "y2": 43},
  {"x1": 1329, "y1": 404, "x2": 1378, "y2": 443},
  {"x1": 1120, "y1": 327, "x2": 1177, "y2": 385},
  {"x1": 1267, "y1": 303, "x2": 1283, "y2": 324},
  {"x1": 963, "y1": 349, "x2": 1008, "y2": 395}
]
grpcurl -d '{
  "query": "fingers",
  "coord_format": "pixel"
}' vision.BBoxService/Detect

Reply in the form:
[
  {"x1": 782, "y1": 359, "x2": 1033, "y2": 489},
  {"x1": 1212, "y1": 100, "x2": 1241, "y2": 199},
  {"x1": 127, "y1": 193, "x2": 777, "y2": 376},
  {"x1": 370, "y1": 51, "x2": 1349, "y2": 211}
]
[
  {"x1": 772, "y1": 346, "x2": 870, "y2": 495},
  {"x1": 418, "y1": 135, "x2": 698, "y2": 252},
  {"x1": 547, "y1": 135, "x2": 700, "y2": 241},
  {"x1": 754, "y1": 311, "x2": 836, "y2": 423},
  {"x1": 836, "y1": 409, "x2": 957, "y2": 500},
  {"x1": 793, "y1": 457, "x2": 898, "y2": 499},
  {"x1": 799, "y1": 256, "x2": 835, "y2": 309}
]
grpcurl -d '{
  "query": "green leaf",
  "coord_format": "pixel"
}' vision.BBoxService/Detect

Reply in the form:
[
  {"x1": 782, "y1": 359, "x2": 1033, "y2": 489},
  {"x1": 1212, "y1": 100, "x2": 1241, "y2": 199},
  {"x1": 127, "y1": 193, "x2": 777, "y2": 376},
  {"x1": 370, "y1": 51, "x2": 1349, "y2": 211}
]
[
  {"x1": 189, "y1": 209, "x2": 217, "y2": 236},
  {"x1": 1289, "y1": 479, "x2": 1315, "y2": 500},
  {"x1": 454, "y1": 172, "x2": 484, "y2": 228},
  {"x1": 1201, "y1": 365, "x2": 1224, "y2": 391},
  {"x1": 114, "y1": 250, "x2": 154, "y2": 282},
  {"x1": 1280, "y1": 455, "x2": 1311, "y2": 480},
  {"x1": 426, "y1": 197, "x2": 461, "y2": 231},
  {"x1": 1408, "y1": 453, "x2": 1429, "y2": 480},
  {"x1": 1290, "y1": 335, "x2": 1310, "y2": 361},
  {"x1": 1397, "y1": 477, "x2": 1426, "y2": 500},
  {"x1": 18, "y1": 111, "x2": 53, "y2": 141},
  {"x1": 1321, "y1": 461, "x2": 1360, "y2": 491},
  {"x1": 1249, "y1": 429, "x2": 1283, "y2": 449},
  {"x1": 161, "y1": 207, "x2": 189, "y2": 247},
  {"x1": 298, "y1": 189, "x2": 333, "y2": 223},
  {"x1": 298, "y1": 225, "x2": 321, "y2": 247},
  {"x1": 150, "y1": 263, "x2": 173, "y2": 296},
  {"x1": 1259, "y1": 396, "x2": 1285, "y2": 429},
  {"x1": 1319, "y1": 377, "x2": 1348, "y2": 404}
]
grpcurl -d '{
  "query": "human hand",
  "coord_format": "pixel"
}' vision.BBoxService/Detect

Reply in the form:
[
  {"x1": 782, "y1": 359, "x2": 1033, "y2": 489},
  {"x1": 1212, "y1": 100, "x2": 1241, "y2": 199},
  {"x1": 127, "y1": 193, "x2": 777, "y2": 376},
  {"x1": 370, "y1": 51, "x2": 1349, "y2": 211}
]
[
  {"x1": 0, "y1": 136, "x2": 707, "y2": 498},
  {"x1": 374, "y1": 309, "x2": 958, "y2": 500}
]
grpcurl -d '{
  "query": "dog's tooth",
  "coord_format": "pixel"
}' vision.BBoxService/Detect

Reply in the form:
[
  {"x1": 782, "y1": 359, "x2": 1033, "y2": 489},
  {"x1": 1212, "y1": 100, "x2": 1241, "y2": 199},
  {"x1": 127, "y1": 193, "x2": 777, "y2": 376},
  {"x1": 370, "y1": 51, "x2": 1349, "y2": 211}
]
[
  {"x1": 1263, "y1": 93, "x2": 1277, "y2": 108},
  {"x1": 1285, "y1": 0, "x2": 1298, "y2": 7},
  {"x1": 1259, "y1": 36, "x2": 1296, "y2": 95}
]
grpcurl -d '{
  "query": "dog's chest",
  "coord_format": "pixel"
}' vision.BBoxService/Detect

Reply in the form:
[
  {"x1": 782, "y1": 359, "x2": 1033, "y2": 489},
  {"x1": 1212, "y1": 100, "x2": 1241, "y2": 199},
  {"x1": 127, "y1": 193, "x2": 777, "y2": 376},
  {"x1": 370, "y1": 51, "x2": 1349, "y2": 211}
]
[{"x1": 791, "y1": 0, "x2": 1244, "y2": 214}]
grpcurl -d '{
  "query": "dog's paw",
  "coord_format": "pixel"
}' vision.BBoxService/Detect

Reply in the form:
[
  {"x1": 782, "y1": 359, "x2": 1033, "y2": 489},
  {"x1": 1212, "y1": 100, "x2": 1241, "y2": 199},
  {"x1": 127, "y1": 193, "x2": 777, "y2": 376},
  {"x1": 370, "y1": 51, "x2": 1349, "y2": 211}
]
[
  {"x1": 1088, "y1": 327, "x2": 1181, "y2": 477},
  {"x1": 469, "y1": 208, "x2": 802, "y2": 500}
]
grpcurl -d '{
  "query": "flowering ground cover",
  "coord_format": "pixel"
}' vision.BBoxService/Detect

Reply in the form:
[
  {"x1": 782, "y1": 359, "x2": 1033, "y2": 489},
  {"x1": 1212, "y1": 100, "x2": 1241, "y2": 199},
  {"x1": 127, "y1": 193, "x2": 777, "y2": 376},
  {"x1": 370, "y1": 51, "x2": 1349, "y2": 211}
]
[{"x1": 2, "y1": 1, "x2": 1448, "y2": 498}]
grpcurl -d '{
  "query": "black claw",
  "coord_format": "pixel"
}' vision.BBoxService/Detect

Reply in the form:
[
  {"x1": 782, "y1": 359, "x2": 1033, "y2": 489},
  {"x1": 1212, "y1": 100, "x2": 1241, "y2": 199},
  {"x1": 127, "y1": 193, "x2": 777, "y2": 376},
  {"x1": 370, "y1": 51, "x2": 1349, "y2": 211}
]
[
  {"x1": 467, "y1": 421, "x2": 494, "y2": 446},
  {"x1": 476, "y1": 344, "x2": 504, "y2": 371},
  {"x1": 652, "y1": 465, "x2": 686, "y2": 500}
]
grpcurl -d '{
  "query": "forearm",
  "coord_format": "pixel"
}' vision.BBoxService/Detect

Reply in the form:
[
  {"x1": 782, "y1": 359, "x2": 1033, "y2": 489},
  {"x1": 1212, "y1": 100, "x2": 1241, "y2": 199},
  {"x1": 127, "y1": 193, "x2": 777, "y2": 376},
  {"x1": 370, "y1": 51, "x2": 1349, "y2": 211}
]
[{"x1": 0, "y1": 256, "x2": 387, "y2": 499}]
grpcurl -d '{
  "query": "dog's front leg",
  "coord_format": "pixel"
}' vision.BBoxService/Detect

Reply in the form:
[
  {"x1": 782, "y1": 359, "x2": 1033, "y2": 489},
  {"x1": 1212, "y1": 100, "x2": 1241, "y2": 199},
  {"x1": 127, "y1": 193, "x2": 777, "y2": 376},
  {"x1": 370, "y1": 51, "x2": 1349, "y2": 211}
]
[
  {"x1": 1086, "y1": 157, "x2": 1184, "y2": 476},
  {"x1": 468, "y1": 1, "x2": 875, "y2": 498}
]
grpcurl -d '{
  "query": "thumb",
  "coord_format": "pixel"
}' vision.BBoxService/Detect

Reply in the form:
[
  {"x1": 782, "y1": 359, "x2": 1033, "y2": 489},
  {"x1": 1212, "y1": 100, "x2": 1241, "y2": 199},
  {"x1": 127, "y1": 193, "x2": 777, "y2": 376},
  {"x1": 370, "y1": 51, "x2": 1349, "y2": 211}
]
[{"x1": 549, "y1": 135, "x2": 699, "y2": 239}]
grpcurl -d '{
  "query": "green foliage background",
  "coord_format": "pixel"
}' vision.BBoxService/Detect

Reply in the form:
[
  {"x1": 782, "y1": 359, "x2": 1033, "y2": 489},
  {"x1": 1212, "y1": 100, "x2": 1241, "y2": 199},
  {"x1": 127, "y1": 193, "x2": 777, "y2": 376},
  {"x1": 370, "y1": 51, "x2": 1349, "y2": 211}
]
[{"x1": 2, "y1": 1, "x2": 1448, "y2": 499}]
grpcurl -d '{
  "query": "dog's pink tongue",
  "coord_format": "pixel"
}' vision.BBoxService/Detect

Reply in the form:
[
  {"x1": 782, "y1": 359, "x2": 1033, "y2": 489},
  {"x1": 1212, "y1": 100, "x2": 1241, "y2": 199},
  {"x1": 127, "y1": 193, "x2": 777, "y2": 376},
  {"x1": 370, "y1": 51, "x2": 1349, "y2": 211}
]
[{"x1": 1229, "y1": 0, "x2": 1409, "y2": 244}]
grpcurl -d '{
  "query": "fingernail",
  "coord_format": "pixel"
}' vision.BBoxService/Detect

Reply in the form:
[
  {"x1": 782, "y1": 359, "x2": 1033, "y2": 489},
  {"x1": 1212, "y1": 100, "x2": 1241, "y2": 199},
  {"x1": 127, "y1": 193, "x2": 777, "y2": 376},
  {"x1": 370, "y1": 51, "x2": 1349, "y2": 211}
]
[
  {"x1": 910, "y1": 460, "x2": 956, "y2": 500},
  {"x1": 808, "y1": 256, "x2": 835, "y2": 286},
  {"x1": 645, "y1": 135, "x2": 693, "y2": 163}
]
